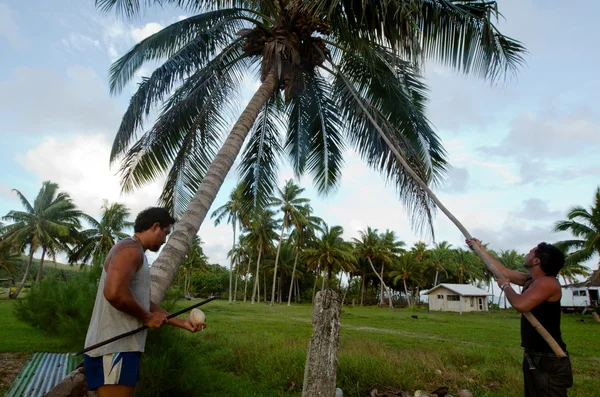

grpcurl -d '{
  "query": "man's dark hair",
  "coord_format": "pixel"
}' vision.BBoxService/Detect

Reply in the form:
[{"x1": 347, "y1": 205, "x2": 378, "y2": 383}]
[
  {"x1": 535, "y1": 242, "x2": 565, "y2": 277},
  {"x1": 134, "y1": 207, "x2": 176, "y2": 233}
]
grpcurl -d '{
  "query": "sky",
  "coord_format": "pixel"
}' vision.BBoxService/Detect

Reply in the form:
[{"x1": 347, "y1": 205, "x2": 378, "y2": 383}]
[{"x1": 1, "y1": 0, "x2": 598, "y2": 277}]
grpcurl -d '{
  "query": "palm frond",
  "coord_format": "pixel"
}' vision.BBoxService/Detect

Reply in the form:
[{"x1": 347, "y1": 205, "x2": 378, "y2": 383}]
[
  {"x1": 238, "y1": 96, "x2": 285, "y2": 211},
  {"x1": 117, "y1": 42, "x2": 248, "y2": 203},
  {"x1": 328, "y1": 43, "x2": 446, "y2": 236}
]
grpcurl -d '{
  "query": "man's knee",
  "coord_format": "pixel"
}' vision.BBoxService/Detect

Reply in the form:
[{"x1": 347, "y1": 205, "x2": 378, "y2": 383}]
[{"x1": 98, "y1": 384, "x2": 136, "y2": 397}]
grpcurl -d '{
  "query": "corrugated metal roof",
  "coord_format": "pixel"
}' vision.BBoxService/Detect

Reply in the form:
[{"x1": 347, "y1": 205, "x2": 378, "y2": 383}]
[
  {"x1": 423, "y1": 283, "x2": 492, "y2": 296},
  {"x1": 5, "y1": 352, "x2": 79, "y2": 397}
]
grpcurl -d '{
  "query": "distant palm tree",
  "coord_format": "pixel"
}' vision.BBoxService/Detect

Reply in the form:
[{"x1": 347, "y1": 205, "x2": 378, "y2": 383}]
[
  {"x1": 554, "y1": 187, "x2": 600, "y2": 280},
  {"x1": 451, "y1": 248, "x2": 483, "y2": 284},
  {"x1": 1, "y1": 181, "x2": 81, "y2": 298},
  {"x1": 180, "y1": 236, "x2": 208, "y2": 299},
  {"x1": 269, "y1": 180, "x2": 309, "y2": 306},
  {"x1": 287, "y1": 204, "x2": 323, "y2": 306},
  {"x1": 247, "y1": 209, "x2": 278, "y2": 304},
  {"x1": 352, "y1": 227, "x2": 401, "y2": 308},
  {"x1": 429, "y1": 241, "x2": 452, "y2": 286},
  {"x1": 390, "y1": 252, "x2": 424, "y2": 305},
  {"x1": 212, "y1": 183, "x2": 246, "y2": 304},
  {"x1": 0, "y1": 240, "x2": 21, "y2": 277},
  {"x1": 69, "y1": 201, "x2": 133, "y2": 267},
  {"x1": 304, "y1": 224, "x2": 356, "y2": 291},
  {"x1": 559, "y1": 261, "x2": 590, "y2": 285}
]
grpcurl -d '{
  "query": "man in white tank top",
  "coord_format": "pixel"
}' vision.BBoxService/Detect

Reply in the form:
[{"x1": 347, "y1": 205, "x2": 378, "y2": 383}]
[{"x1": 84, "y1": 207, "x2": 206, "y2": 397}]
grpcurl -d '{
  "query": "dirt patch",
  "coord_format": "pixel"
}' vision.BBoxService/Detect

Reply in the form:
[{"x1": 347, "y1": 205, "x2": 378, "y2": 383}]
[{"x1": 0, "y1": 352, "x2": 30, "y2": 392}]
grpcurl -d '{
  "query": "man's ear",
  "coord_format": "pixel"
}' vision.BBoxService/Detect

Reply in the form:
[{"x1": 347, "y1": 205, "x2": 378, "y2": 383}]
[{"x1": 152, "y1": 222, "x2": 161, "y2": 231}]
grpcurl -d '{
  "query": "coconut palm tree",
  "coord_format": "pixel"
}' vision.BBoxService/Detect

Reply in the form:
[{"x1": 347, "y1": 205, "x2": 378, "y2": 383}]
[
  {"x1": 1, "y1": 181, "x2": 81, "y2": 298},
  {"x1": 287, "y1": 204, "x2": 323, "y2": 306},
  {"x1": 0, "y1": 240, "x2": 21, "y2": 278},
  {"x1": 389, "y1": 252, "x2": 424, "y2": 305},
  {"x1": 304, "y1": 224, "x2": 355, "y2": 290},
  {"x1": 429, "y1": 241, "x2": 452, "y2": 286},
  {"x1": 96, "y1": 0, "x2": 524, "y2": 304},
  {"x1": 246, "y1": 209, "x2": 278, "y2": 304},
  {"x1": 352, "y1": 227, "x2": 399, "y2": 308},
  {"x1": 555, "y1": 187, "x2": 600, "y2": 280},
  {"x1": 451, "y1": 248, "x2": 483, "y2": 284},
  {"x1": 179, "y1": 235, "x2": 208, "y2": 299},
  {"x1": 69, "y1": 201, "x2": 133, "y2": 267},
  {"x1": 212, "y1": 183, "x2": 247, "y2": 304},
  {"x1": 558, "y1": 261, "x2": 590, "y2": 285},
  {"x1": 269, "y1": 180, "x2": 309, "y2": 306}
]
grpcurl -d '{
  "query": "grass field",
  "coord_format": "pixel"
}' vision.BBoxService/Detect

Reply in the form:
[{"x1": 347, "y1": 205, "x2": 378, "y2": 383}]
[{"x1": 1, "y1": 298, "x2": 598, "y2": 396}]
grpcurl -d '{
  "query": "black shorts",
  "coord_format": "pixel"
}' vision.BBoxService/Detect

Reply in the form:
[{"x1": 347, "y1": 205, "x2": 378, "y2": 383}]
[{"x1": 523, "y1": 350, "x2": 573, "y2": 397}]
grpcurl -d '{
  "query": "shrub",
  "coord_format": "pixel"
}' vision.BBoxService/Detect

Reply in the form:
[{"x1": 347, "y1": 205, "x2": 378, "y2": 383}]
[{"x1": 14, "y1": 266, "x2": 100, "y2": 346}]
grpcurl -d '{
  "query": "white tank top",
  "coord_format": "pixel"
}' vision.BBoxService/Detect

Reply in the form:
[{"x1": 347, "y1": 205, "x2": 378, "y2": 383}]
[{"x1": 84, "y1": 238, "x2": 151, "y2": 356}]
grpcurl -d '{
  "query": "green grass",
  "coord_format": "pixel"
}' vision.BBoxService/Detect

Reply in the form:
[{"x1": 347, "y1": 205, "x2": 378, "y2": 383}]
[
  {"x1": 0, "y1": 299, "x2": 76, "y2": 353},
  {"x1": 1, "y1": 298, "x2": 598, "y2": 396}
]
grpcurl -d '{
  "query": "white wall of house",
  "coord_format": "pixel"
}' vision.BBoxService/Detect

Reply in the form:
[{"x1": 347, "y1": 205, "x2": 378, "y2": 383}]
[{"x1": 427, "y1": 287, "x2": 488, "y2": 312}]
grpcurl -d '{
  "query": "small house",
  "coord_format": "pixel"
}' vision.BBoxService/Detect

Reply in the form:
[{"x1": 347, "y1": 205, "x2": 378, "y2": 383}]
[
  {"x1": 561, "y1": 278, "x2": 600, "y2": 312},
  {"x1": 424, "y1": 283, "x2": 492, "y2": 313}
]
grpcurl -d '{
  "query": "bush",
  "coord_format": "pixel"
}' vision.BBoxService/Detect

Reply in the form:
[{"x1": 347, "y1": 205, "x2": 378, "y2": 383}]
[
  {"x1": 190, "y1": 266, "x2": 228, "y2": 297},
  {"x1": 14, "y1": 266, "x2": 100, "y2": 346}
]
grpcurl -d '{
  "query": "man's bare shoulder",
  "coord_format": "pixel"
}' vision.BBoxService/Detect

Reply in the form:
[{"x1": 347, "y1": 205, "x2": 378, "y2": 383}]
[
  {"x1": 105, "y1": 239, "x2": 144, "y2": 270},
  {"x1": 530, "y1": 276, "x2": 562, "y2": 292}
]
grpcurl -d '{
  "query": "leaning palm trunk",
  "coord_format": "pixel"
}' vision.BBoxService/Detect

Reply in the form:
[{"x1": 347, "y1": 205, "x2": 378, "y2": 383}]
[
  {"x1": 10, "y1": 247, "x2": 34, "y2": 299},
  {"x1": 34, "y1": 247, "x2": 47, "y2": 285},
  {"x1": 149, "y1": 71, "x2": 279, "y2": 304},
  {"x1": 228, "y1": 219, "x2": 236, "y2": 304},
  {"x1": 244, "y1": 256, "x2": 252, "y2": 302},
  {"x1": 403, "y1": 279, "x2": 410, "y2": 306},
  {"x1": 341, "y1": 274, "x2": 352, "y2": 306},
  {"x1": 329, "y1": 57, "x2": 566, "y2": 358},
  {"x1": 270, "y1": 226, "x2": 286, "y2": 306},
  {"x1": 287, "y1": 250, "x2": 300, "y2": 306},
  {"x1": 360, "y1": 273, "x2": 365, "y2": 306},
  {"x1": 366, "y1": 257, "x2": 393, "y2": 309},
  {"x1": 233, "y1": 261, "x2": 240, "y2": 302},
  {"x1": 434, "y1": 270, "x2": 439, "y2": 287},
  {"x1": 251, "y1": 242, "x2": 264, "y2": 304}
]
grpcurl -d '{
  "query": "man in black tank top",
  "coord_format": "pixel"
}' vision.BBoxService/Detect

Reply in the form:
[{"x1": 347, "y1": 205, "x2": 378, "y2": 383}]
[{"x1": 466, "y1": 239, "x2": 573, "y2": 397}]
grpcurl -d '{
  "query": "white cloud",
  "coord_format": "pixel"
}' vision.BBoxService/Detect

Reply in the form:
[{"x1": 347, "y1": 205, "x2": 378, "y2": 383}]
[
  {"x1": 61, "y1": 33, "x2": 100, "y2": 53},
  {"x1": 131, "y1": 22, "x2": 163, "y2": 42},
  {"x1": 481, "y1": 108, "x2": 600, "y2": 159},
  {"x1": 0, "y1": 4, "x2": 26, "y2": 49},
  {"x1": 0, "y1": 66, "x2": 120, "y2": 135},
  {"x1": 15, "y1": 134, "x2": 165, "y2": 221}
]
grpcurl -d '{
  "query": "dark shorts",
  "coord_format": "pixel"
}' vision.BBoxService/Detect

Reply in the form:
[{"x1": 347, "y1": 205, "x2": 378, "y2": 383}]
[
  {"x1": 84, "y1": 352, "x2": 141, "y2": 391},
  {"x1": 523, "y1": 350, "x2": 573, "y2": 397}
]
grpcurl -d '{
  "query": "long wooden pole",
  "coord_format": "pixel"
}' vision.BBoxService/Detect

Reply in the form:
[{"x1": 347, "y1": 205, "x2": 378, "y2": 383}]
[
  {"x1": 321, "y1": 47, "x2": 567, "y2": 358},
  {"x1": 73, "y1": 296, "x2": 218, "y2": 356}
]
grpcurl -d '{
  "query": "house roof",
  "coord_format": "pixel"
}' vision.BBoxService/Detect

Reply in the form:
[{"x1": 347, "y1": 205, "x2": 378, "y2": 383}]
[
  {"x1": 563, "y1": 271, "x2": 600, "y2": 288},
  {"x1": 424, "y1": 283, "x2": 492, "y2": 296}
]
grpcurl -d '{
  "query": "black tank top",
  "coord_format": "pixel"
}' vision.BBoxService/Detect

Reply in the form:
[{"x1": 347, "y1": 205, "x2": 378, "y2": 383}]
[{"x1": 520, "y1": 277, "x2": 567, "y2": 352}]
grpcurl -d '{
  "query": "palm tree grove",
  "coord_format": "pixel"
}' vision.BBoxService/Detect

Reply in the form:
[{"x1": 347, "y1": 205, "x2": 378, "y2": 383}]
[{"x1": 1, "y1": 1, "x2": 599, "y2": 396}]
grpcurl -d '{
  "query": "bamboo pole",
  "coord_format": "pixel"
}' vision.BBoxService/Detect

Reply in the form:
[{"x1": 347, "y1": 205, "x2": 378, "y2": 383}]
[{"x1": 320, "y1": 47, "x2": 567, "y2": 358}]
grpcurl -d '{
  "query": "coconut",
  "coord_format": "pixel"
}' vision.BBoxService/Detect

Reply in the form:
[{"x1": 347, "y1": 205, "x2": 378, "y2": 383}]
[{"x1": 189, "y1": 308, "x2": 206, "y2": 325}]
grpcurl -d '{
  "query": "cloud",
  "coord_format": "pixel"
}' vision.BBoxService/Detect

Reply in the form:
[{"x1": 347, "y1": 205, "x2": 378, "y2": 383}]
[
  {"x1": 0, "y1": 66, "x2": 121, "y2": 135},
  {"x1": 509, "y1": 199, "x2": 561, "y2": 221},
  {"x1": 480, "y1": 108, "x2": 600, "y2": 159},
  {"x1": 0, "y1": 4, "x2": 26, "y2": 49},
  {"x1": 15, "y1": 134, "x2": 165, "y2": 221},
  {"x1": 0, "y1": 184, "x2": 14, "y2": 201},
  {"x1": 440, "y1": 166, "x2": 470, "y2": 194},
  {"x1": 131, "y1": 22, "x2": 163, "y2": 42},
  {"x1": 61, "y1": 33, "x2": 100, "y2": 53}
]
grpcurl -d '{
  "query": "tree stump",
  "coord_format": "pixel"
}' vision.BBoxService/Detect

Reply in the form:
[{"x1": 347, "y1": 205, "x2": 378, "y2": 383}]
[
  {"x1": 302, "y1": 289, "x2": 342, "y2": 397},
  {"x1": 43, "y1": 365, "x2": 96, "y2": 397}
]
